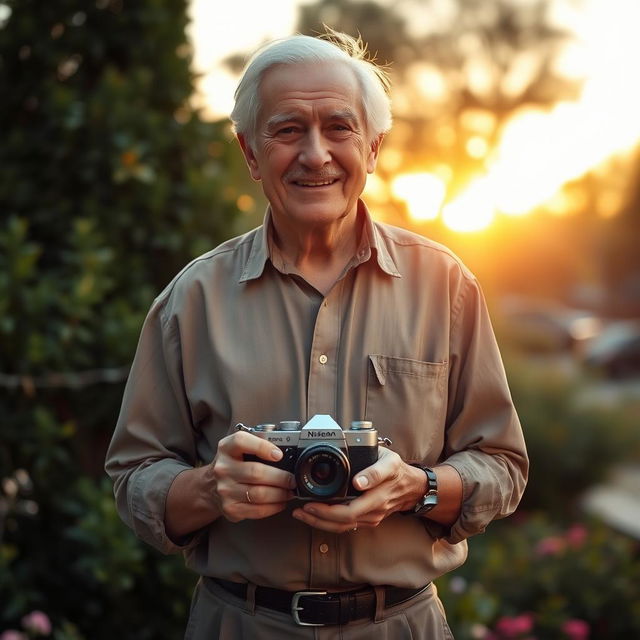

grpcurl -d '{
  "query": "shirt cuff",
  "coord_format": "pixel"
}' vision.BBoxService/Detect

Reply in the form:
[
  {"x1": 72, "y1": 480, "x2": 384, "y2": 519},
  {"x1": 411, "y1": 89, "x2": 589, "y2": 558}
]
[
  {"x1": 128, "y1": 458, "x2": 202, "y2": 555},
  {"x1": 437, "y1": 456, "x2": 504, "y2": 545}
]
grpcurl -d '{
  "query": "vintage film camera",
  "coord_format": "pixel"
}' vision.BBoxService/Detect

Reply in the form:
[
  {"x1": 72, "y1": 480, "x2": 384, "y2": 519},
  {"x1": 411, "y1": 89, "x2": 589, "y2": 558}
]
[{"x1": 237, "y1": 414, "x2": 381, "y2": 501}]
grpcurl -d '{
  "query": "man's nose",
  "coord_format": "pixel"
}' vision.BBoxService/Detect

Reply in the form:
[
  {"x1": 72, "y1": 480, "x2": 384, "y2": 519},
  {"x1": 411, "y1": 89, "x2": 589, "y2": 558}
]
[{"x1": 298, "y1": 130, "x2": 331, "y2": 168}]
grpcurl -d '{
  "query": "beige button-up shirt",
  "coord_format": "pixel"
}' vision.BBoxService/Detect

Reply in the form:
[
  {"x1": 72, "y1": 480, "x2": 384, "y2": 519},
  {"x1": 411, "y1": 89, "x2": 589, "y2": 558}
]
[{"x1": 106, "y1": 201, "x2": 527, "y2": 591}]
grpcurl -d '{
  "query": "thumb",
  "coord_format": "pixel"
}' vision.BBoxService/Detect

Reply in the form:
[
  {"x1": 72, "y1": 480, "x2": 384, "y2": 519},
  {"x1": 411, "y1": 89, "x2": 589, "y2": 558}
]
[{"x1": 353, "y1": 446, "x2": 396, "y2": 490}]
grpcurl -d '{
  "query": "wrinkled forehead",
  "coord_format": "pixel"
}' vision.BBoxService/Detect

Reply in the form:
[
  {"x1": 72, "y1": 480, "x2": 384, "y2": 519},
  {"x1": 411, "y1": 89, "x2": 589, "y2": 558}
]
[{"x1": 257, "y1": 61, "x2": 365, "y2": 126}]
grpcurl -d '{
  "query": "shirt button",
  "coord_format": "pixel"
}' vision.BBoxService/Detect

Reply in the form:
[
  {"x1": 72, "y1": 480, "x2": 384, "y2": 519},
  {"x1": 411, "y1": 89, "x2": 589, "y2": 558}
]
[
  {"x1": 319, "y1": 354, "x2": 328, "y2": 365},
  {"x1": 319, "y1": 543, "x2": 329, "y2": 554}
]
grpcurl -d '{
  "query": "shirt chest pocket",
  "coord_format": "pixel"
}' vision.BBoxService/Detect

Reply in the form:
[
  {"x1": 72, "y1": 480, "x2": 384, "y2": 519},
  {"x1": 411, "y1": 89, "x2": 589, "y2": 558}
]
[{"x1": 365, "y1": 354, "x2": 448, "y2": 463}]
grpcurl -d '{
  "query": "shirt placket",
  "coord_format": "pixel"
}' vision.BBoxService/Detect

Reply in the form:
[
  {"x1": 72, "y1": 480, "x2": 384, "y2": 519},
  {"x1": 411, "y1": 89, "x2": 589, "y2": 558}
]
[{"x1": 307, "y1": 282, "x2": 343, "y2": 588}]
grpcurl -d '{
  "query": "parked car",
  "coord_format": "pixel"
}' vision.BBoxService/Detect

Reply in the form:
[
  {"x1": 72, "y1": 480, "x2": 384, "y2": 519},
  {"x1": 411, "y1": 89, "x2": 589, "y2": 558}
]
[
  {"x1": 582, "y1": 321, "x2": 640, "y2": 379},
  {"x1": 498, "y1": 297, "x2": 602, "y2": 354}
]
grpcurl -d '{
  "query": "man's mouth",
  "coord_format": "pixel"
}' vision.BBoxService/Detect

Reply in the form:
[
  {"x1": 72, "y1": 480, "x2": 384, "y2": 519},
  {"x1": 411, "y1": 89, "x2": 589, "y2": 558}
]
[{"x1": 290, "y1": 177, "x2": 340, "y2": 187}]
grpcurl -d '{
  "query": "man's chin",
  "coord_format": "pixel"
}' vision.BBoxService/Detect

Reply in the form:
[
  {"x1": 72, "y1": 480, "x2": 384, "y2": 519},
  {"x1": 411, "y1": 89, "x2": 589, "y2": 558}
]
[{"x1": 288, "y1": 203, "x2": 356, "y2": 226}]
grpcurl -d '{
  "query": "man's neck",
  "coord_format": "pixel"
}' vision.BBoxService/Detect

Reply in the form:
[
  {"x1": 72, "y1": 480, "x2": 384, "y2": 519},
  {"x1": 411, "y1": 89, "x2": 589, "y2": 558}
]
[{"x1": 270, "y1": 209, "x2": 362, "y2": 295}]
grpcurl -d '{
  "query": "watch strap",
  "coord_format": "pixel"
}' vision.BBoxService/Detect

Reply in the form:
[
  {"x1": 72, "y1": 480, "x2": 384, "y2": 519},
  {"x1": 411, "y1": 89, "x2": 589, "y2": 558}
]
[{"x1": 407, "y1": 464, "x2": 438, "y2": 515}]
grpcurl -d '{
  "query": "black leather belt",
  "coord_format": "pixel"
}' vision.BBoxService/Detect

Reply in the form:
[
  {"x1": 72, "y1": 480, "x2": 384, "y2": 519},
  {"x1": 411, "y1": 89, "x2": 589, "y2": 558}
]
[{"x1": 208, "y1": 577, "x2": 430, "y2": 627}]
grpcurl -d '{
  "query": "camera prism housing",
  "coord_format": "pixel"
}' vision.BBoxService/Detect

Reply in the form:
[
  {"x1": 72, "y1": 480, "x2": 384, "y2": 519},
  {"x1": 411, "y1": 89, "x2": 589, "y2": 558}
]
[{"x1": 240, "y1": 414, "x2": 378, "y2": 501}]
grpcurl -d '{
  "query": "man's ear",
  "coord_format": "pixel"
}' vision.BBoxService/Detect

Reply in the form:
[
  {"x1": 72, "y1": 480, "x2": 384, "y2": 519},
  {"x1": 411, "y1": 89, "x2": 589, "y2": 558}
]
[
  {"x1": 367, "y1": 133, "x2": 385, "y2": 174},
  {"x1": 238, "y1": 134, "x2": 261, "y2": 181}
]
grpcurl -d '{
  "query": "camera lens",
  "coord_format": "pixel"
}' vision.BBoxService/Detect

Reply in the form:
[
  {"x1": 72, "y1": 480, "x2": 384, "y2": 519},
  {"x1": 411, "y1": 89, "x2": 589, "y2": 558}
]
[
  {"x1": 295, "y1": 444, "x2": 350, "y2": 499},
  {"x1": 311, "y1": 460, "x2": 334, "y2": 484}
]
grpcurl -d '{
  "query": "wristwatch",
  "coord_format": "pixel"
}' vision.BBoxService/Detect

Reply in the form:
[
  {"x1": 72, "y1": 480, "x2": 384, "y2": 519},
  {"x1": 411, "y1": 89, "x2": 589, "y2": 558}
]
[{"x1": 408, "y1": 464, "x2": 438, "y2": 515}]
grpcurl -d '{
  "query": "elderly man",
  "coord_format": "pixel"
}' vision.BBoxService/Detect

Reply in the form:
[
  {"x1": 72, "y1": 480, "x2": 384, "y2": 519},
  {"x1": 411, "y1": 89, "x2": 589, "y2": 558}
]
[{"x1": 106, "y1": 31, "x2": 527, "y2": 639}]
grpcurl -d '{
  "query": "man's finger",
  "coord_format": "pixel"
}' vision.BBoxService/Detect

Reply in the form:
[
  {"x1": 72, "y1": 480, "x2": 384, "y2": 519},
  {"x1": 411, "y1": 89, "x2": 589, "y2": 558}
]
[
  {"x1": 227, "y1": 501, "x2": 290, "y2": 523},
  {"x1": 292, "y1": 506, "x2": 356, "y2": 533},
  {"x1": 237, "y1": 460, "x2": 295, "y2": 489},
  {"x1": 219, "y1": 430, "x2": 284, "y2": 462},
  {"x1": 244, "y1": 484, "x2": 295, "y2": 505},
  {"x1": 296, "y1": 498, "x2": 368, "y2": 525}
]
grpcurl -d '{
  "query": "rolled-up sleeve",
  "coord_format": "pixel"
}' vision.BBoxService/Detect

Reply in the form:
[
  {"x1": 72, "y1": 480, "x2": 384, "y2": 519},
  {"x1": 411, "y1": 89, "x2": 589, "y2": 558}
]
[
  {"x1": 105, "y1": 296, "x2": 200, "y2": 555},
  {"x1": 440, "y1": 274, "x2": 528, "y2": 544}
]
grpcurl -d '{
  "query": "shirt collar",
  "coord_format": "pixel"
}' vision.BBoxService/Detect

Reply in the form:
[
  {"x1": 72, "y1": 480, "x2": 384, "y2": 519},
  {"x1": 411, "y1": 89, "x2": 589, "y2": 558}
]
[
  {"x1": 358, "y1": 200, "x2": 402, "y2": 278},
  {"x1": 239, "y1": 201, "x2": 401, "y2": 283},
  {"x1": 238, "y1": 209, "x2": 271, "y2": 283}
]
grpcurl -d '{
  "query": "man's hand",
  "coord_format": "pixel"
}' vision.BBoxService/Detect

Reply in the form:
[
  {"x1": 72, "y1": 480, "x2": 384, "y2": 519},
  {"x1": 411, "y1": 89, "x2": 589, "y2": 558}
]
[
  {"x1": 165, "y1": 431, "x2": 295, "y2": 541},
  {"x1": 210, "y1": 430, "x2": 296, "y2": 522},
  {"x1": 291, "y1": 447, "x2": 464, "y2": 533},
  {"x1": 290, "y1": 447, "x2": 426, "y2": 533}
]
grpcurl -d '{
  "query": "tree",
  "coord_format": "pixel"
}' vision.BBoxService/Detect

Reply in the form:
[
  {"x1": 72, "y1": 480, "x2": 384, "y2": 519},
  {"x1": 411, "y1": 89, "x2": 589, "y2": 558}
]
[
  {"x1": 0, "y1": 1, "x2": 239, "y2": 636},
  {"x1": 295, "y1": 0, "x2": 579, "y2": 207},
  {"x1": 598, "y1": 166, "x2": 640, "y2": 315}
]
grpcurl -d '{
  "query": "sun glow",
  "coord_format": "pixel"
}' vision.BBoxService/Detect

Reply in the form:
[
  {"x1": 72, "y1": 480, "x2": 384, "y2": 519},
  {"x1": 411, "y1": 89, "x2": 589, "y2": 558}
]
[
  {"x1": 442, "y1": 179, "x2": 496, "y2": 232},
  {"x1": 391, "y1": 173, "x2": 446, "y2": 221},
  {"x1": 398, "y1": 0, "x2": 640, "y2": 232}
]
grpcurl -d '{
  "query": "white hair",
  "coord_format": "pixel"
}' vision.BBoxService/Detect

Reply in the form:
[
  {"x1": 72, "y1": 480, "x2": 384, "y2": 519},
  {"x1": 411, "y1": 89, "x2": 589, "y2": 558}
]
[{"x1": 230, "y1": 31, "x2": 392, "y2": 147}]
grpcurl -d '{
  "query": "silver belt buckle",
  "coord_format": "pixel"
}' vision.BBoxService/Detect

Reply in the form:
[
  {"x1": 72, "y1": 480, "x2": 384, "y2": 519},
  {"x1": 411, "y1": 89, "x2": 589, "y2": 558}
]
[{"x1": 291, "y1": 590, "x2": 327, "y2": 626}]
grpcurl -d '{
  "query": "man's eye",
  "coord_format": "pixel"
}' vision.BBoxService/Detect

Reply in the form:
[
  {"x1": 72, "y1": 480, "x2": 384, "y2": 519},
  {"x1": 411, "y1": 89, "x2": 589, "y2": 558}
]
[{"x1": 277, "y1": 127, "x2": 298, "y2": 135}]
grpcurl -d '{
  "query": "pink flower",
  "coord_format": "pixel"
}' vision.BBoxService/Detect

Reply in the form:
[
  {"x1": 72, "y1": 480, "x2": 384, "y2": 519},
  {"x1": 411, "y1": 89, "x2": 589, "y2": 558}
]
[
  {"x1": 535, "y1": 535, "x2": 565, "y2": 557},
  {"x1": 495, "y1": 613, "x2": 534, "y2": 637},
  {"x1": 565, "y1": 524, "x2": 588, "y2": 549},
  {"x1": 21, "y1": 610, "x2": 52, "y2": 635},
  {"x1": 562, "y1": 618, "x2": 590, "y2": 640},
  {"x1": 0, "y1": 631, "x2": 28, "y2": 640}
]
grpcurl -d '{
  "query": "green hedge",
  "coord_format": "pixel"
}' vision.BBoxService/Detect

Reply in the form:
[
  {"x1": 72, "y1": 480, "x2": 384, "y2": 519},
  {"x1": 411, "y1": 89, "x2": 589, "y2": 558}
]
[
  {"x1": 439, "y1": 515, "x2": 640, "y2": 639},
  {"x1": 504, "y1": 355, "x2": 640, "y2": 515},
  {"x1": 0, "y1": 1, "x2": 241, "y2": 636}
]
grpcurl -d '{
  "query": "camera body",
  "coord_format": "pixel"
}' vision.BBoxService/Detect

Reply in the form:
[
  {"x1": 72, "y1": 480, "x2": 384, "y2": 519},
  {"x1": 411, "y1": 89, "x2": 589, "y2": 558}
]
[{"x1": 239, "y1": 414, "x2": 378, "y2": 501}]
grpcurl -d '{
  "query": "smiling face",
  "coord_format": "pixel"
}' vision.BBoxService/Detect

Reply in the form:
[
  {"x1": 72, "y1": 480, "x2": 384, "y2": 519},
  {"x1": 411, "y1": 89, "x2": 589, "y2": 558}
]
[{"x1": 238, "y1": 61, "x2": 382, "y2": 232}]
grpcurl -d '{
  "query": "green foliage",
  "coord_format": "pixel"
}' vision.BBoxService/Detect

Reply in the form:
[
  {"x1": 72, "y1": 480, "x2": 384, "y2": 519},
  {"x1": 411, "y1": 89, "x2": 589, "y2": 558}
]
[
  {"x1": 438, "y1": 516, "x2": 640, "y2": 639},
  {"x1": 437, "y1": 350, "x2": 640, "y2": 639},
  {"x1": 2, "y1": 467, "x2": 194, "y2": 638},
  {"x1": 0, "y1": 0, "x2": 241, "y2": 373},
  {"x1": 0, "y1": 0, "x2": 239, "y2": 636},
  {"x1": 504, "y1": 357, "x2": 640, "y2": 515}
]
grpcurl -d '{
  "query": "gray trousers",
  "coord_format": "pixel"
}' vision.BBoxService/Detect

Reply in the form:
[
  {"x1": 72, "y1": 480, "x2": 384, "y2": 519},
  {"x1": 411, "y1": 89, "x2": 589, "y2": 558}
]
[{"x1": 184, "y1": 578, "x2": 455, "y2": 639}]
